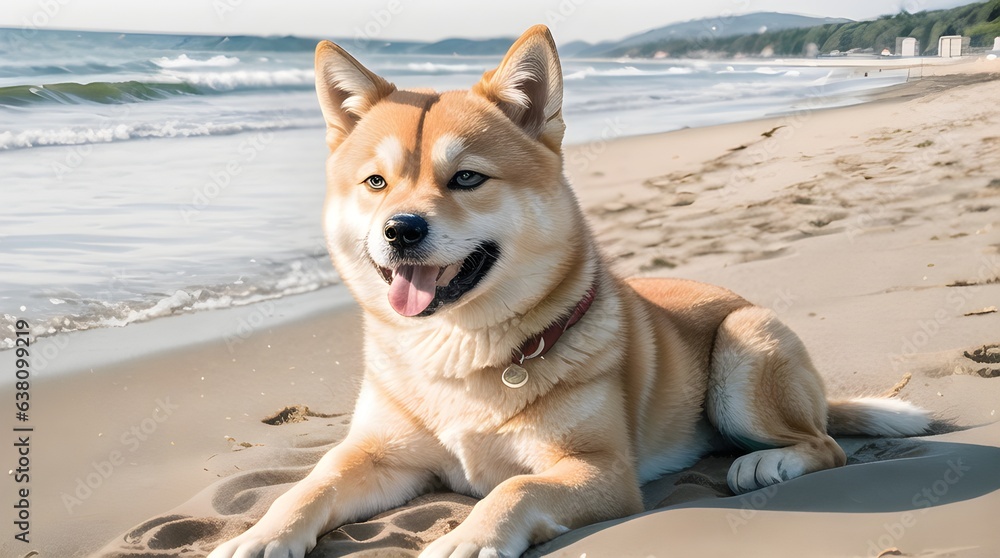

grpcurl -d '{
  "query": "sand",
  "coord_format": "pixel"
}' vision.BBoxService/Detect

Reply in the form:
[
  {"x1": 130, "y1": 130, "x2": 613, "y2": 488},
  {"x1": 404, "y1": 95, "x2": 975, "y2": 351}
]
[{"x1": 3, "y1": 57, "x2": 999, "y2": 558}]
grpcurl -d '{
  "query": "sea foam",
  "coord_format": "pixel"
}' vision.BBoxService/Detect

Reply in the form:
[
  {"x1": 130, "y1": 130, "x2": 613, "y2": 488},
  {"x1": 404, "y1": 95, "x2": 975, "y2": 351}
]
[
  {"x1": 160, "y1": 68, "x2": 315, "y2": 90},
  {"x1": 565, "y1": 66, "x2": 695, "y2": 80},
  {"x1": 152, "y1": 54, "x2": 241, "y2": 68},
  {"x1": 0, "y1": 118, "x2": 312, "y2": 150}
]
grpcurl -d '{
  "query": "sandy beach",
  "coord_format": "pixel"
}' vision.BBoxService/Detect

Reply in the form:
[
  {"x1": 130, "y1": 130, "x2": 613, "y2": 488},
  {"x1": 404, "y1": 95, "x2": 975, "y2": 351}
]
[{"x1": 3, "y1": 56, "x2": 999, "y2": 558}]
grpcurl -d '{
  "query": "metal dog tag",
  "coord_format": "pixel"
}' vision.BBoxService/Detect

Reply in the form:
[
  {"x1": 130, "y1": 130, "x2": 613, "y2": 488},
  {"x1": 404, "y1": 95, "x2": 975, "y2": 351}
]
[{"x1": 502, "y1": 364, "x2": 529, "y2": 388}]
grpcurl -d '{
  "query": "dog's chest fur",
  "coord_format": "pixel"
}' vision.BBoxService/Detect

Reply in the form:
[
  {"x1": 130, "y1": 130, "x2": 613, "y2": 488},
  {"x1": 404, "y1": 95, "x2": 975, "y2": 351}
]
[
  {"x1": 363, "y1": 318, "x2": 623, "y2": 496},
  {"x1": 378, "y1": 376, "x2": 561, "y2": 496}
]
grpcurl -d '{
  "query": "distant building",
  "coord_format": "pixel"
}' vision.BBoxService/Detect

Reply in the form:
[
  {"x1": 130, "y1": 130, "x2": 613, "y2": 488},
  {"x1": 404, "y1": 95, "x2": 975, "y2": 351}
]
[
  {"x1": 895, "y1": 37, "x2": 919, "y2": 57},
  {"x1": 993, "y1": 37, "x2": 1000, "y2": 52},
  {"x1": 938, "y1": 35, "x2": 969, "y2": 58}
]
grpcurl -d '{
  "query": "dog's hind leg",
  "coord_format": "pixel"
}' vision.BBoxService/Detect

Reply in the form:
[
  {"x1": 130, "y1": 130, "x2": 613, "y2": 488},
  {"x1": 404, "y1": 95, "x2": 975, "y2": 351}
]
[{"x1": 706, "y1": 306, "x2": 846, "y2": 494}]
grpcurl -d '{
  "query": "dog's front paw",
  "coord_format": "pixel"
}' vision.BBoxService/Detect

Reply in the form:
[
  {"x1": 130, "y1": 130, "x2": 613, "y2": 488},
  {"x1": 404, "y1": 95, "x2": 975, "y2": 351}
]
[
  {"x1": 421, "y1": 539, "x2": 499, "y2": 558},
  {"x1": 420, "y1": 527, "x2": 516, "y2": 558},
  {"x1": 207, "y1": 525, "x2": 311, "y2": 558}
]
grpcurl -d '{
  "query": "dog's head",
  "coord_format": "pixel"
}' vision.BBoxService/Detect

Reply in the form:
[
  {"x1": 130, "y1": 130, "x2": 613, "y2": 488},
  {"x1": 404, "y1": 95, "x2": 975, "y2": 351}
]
[{"x1": 318, "y1": 25, "x2": 585, "y2": 324}]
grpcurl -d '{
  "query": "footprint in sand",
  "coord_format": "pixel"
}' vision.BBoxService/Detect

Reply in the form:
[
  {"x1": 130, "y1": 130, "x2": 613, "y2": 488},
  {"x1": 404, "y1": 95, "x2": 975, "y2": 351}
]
[
  {"x1": 964, "y1": 344, "x2": 1000, "y2": 379},
  {"x1": 312, "y1": 493, "x2": 477, "y2": 557},
  {"x1": 261, "y1": 404, "x2": 345, "y2": 425},
  {"x1": 600, "y1": 201, "x2": 632, "y2": 213},
  {"x1": 108, "y1": 515, "x2": 238, "y2": 557},
  {"x1": 671, "y1": 192, "x2": 697, "y2": 206}
]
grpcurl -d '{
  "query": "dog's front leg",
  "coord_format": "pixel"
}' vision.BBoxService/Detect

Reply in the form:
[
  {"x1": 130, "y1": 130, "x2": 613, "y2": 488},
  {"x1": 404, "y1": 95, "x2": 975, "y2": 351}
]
[
  {"x1": 421, "y1": 451, "x2": 642, "y2": 558},
  {"x1": 209, "y1": 387, "x2": 440, "y2": 558}
]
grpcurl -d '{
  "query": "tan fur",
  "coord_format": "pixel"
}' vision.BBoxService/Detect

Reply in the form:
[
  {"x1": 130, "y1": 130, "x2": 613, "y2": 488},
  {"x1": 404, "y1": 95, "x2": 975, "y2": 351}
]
[{"x1": 209, "y1": 25, "x2": 930, "y2": 558}]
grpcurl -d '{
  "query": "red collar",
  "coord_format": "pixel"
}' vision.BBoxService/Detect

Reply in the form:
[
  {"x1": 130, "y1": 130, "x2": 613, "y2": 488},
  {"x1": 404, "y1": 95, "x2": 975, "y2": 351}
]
[{"x1": 511, "y1": 283, "x2": 597, "y2": 365}]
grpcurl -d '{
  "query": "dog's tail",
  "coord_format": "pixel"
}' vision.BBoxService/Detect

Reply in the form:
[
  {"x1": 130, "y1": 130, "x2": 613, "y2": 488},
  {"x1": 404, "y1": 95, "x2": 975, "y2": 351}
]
[{"x1": 826, "y1": 398, "x2": 932, "y2": 437}]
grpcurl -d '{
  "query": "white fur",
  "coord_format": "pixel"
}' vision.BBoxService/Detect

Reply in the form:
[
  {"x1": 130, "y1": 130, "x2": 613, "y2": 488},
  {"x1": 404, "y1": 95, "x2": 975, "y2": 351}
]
[
  {"x1": 828, "y1": 397, "x2": 932, "y2": 437},
  {"x1": 318, "y1": 54, "x2": 382, "y2": 116},
  {"x1": 728, "y1": 447, "x2": 808, "y2": 493},
  {"x1": 706, "y1": 341, "x2": 760, "y2": 444},
  {"x1": 431, "y1": 133, "x2": 466, "y2": 171},
  {"x1": 375, "y1": 135, "x2": 405, "y2": 177}
]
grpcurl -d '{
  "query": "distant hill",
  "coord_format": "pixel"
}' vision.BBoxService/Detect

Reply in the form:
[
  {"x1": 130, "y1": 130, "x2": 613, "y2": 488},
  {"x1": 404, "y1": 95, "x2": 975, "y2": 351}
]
[
  {"x1": 611, "y1": 0, "x2": 1000, "y2": 57},
  {"x1": 557, "y1": 40, "x2": 596, "y2": 58},
  {"x1": 226, "y1": 36, "x2": 517, "y2": 56},
  {"x1": 380, "y1": 12, "x2": 854, "y2": 58},
  {"x1": 382, "y1": 12, "x2": 854, "y2": 58},
  {"x1": 420, "y1": 37, "x2": 513, "y2": 55},
  {"x1": 579, "y1": 12, "x2": 851, "y2": 56}
]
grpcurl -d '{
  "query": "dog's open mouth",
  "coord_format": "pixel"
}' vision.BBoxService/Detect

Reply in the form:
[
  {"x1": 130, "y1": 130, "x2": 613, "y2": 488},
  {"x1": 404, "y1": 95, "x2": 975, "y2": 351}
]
[{"x1": 374, "y1": 241, "x2": 500, "y2": 317}]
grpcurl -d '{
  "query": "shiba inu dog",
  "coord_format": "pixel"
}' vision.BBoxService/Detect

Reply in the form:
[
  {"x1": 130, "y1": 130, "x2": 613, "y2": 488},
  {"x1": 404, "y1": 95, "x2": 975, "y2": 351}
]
[{"x1": 209, "y1": 25, "x2": 932, "y2": 558}]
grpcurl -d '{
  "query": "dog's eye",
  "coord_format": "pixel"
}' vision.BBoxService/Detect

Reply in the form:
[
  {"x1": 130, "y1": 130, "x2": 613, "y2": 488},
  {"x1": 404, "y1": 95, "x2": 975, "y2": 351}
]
[
  {"x1": 448, "y1": 170, "x2": 488, "y2": 190},
  {"x1": 364, "y1": 175, "x2": 387, "y2": 190}
]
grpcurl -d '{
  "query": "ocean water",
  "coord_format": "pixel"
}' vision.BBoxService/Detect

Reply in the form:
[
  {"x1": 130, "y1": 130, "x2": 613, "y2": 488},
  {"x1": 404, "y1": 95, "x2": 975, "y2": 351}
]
[{"x1": 0, "y1": 28, "x2": 910, "y2": 346}]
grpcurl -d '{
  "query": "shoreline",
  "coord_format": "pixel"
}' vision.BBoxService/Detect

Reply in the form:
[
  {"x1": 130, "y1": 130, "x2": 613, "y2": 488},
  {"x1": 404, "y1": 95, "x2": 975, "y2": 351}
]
[
  {"x1": 13, "y1": 283, "x2": 356, "y2": 382},
  {"x1": 8, "y1": 56, "x2": 997, "y2": 354},
  {"x1": 2, "y1": 56, "x2": 999, "y2": 558}
]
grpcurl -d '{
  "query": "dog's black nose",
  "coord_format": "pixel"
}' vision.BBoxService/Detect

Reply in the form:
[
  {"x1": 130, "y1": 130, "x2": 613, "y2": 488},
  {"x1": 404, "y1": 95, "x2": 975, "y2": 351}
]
[{"x1": 383, "y1": 213, "x2": 428, "y2": 248}]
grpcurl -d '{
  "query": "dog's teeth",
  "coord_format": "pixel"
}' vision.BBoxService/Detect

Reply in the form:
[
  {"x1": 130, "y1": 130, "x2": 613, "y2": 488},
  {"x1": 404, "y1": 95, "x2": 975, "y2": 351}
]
[
  {"x1": 376, "y1": 266, "x2": 393, "y2": 284},
  {"x1": 436, "y1": 263, "x2": 461, "y2": 287}
]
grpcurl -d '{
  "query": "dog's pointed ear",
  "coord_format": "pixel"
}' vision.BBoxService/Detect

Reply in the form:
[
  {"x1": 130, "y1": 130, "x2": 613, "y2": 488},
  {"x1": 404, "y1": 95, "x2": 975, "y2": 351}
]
[
  {"x1": 315, "y1": 41, "x2": 396, "y2": 150},
  {"x1": 474, "y1": 25, "x2": 565, "y2": 149}
]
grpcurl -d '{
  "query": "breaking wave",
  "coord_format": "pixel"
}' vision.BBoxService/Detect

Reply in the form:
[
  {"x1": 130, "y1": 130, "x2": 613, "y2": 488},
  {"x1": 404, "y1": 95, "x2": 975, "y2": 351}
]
[
  {"x1": 161, "y1": 68, "x2": 315, "y2": 90},
  {"x1": 0, "y1": 80, "x2": 202, "y2": 106},
  {"x1": 0, "y1": 69, "x2": 316, "y2": 107},
  {"x1": 0, "y1": 117, "x2": 315, "y2": 151},
  {"x1": 565, "y1": 66, "x2": 696, "y2": 80},
  {"x1": 151, "y1": 54, "x2": 241, "y2": 68},
  {"x1": 0, "y1": 255, "x2": 340, "y2": 350}
]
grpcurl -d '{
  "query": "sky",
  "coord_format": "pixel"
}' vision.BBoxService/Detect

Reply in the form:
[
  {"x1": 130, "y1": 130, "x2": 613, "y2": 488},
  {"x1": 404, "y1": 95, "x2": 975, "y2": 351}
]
[{"x1": 0, "y1": 0, "x2": 980, "y2": 43}]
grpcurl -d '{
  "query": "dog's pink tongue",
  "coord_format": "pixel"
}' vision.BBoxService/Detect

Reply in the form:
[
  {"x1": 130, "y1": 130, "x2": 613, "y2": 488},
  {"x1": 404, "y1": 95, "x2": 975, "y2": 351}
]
[{"x1": 388, "y1": 265, "x2": 438, "y2": 317}]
